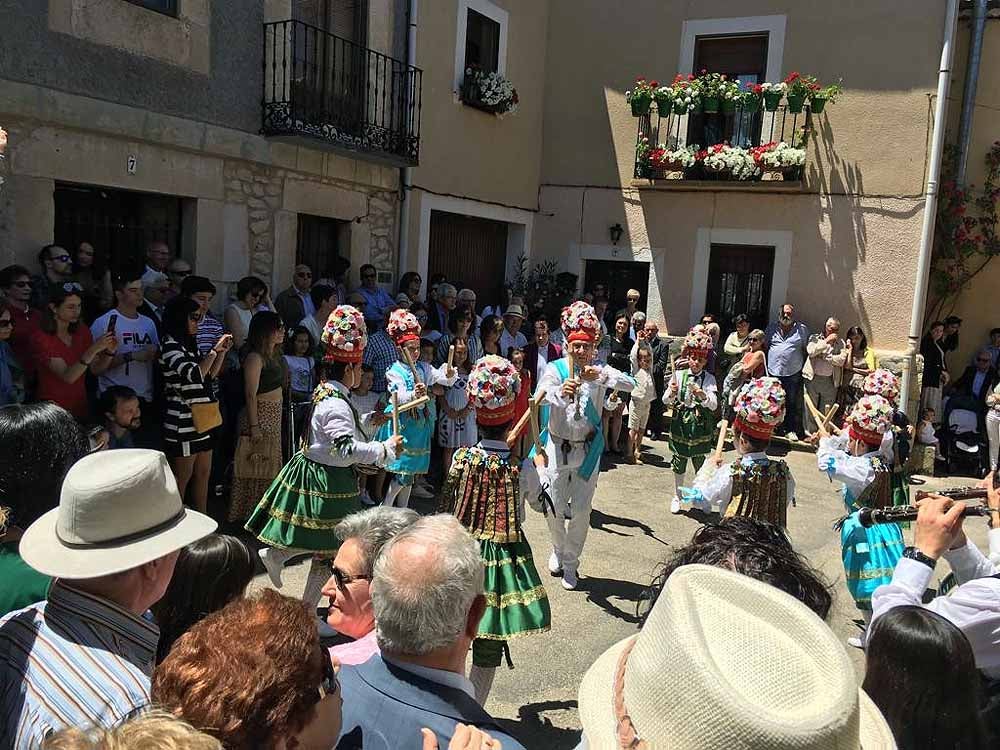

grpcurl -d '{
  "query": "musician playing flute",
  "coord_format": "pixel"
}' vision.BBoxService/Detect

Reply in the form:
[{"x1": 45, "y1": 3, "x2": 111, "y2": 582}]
[
  {"x1": 378, "y1": 308, "x2": 456, "y2": 508},
  {"x1": 817, "y1": 394, "x2": 903, "y2": 644},
  {"x1": 677, "y1": 377, "x2": 795, "y2": 527},
  {"x1": 531, "y1": 301, "x2": 635, "y2": 591}
]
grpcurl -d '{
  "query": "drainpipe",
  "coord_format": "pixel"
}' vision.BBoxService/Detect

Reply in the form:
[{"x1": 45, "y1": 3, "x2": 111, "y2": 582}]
[
  {"x1": 956, "y1": 0, "x2": 988, "y2": 184},
  {"x1": 900, "y1": 0, "x2": 959, "y2": 418},
  {"x1": 396, "y1": 0, "x2": 418, "y2": 282}
]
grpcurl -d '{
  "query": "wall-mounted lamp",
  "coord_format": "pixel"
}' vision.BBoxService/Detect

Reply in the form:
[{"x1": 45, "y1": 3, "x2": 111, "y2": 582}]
[{"x1": 609, "y1": 223, "x2": 624, "y2": 245}]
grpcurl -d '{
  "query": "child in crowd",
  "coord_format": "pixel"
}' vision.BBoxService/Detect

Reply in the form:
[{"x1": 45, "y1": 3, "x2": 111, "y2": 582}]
[
  {"x1": 509, "y1": 346, "x2": 531, "y2": 460},
  {"x1": 437, "y1": 337, "x2": 476, "y2": 476},
  {"x1": 665, "y1": 326, "x2": 719, "y2": 513},
  {"x1": 351, "y1": 363, "x2": 385, "y2": 506},
  {"x1": 441, "y1": 354, "x2": 551, "y2": 705},
  {"x1": 916, "y1": 408, "x2": 941, "y2": 460},
  {"x1": 626, "y1": 339, "x2": 657, "y2": 464},
  {"x1": 678, "y1": 377, "x2": 795, "y2": 526},
  {"x1": 284, "y1": 326, "x2": 315, "y2": 450},
  {"x1": 419, "y1": 338, "x2": 436, "y2": 365}
]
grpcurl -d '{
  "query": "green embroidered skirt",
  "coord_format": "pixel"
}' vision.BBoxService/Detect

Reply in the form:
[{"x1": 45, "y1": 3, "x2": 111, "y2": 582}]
[
  {"x1": 245, "y1": 452, "x2": 360, "y2": 556},
  {"x1": 669, "y1": 404, "x2": 716, "y2": 459},
  {"x1": 477, "y1": 536, "x2": 551, "y2": 643}
]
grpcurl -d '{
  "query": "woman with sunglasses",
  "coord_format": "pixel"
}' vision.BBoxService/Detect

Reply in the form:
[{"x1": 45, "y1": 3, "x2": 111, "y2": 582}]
[
  {"x1": 158, "y1": 296, "x2": 232, "y2": 513},
  {"x1": 0, "y1": 303, "x2": 23, "y2": 406},
  {"x1": 223, "y1": 275, "x2": 272, "y2": 350},
  {"x1": 30, "y1": 283, "x2": 115, "y2": 419},
  {"x1": 71, "y1": 241, "x2": 113, "y2": 323}
]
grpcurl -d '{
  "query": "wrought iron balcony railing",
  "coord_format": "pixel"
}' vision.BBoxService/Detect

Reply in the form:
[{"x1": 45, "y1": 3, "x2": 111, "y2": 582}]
[
  {"x1": 633, "y1": 102, "x2": 812, "y2": 182},
  {"x1": 262, "y1": 20, "x2": 422, "y2": 166}
]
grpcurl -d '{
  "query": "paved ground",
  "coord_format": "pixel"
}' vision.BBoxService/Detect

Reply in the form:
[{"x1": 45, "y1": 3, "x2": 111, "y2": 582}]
[{"x1": 250, "y1": 436, "x2": 988, "y2": 749}]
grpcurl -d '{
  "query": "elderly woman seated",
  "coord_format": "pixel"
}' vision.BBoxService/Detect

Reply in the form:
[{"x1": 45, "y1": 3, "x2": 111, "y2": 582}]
[{"x1": 321, "y1": 506, "x2": 420, "y2": 665}]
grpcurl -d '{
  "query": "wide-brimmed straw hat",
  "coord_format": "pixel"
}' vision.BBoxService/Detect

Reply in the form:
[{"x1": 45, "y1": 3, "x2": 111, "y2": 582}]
[
  {"x1": 578, "y1": 565, "x2": 895, "y2": 749},
  {"x1": 19, "y1": 449, "x2": 217, "y2": 579}
]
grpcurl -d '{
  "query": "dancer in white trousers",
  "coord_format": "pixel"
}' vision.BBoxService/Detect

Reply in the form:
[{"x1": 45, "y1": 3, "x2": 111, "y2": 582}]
[{"x1": 532, "y1": 301, "x2": 634, "y2": 590}]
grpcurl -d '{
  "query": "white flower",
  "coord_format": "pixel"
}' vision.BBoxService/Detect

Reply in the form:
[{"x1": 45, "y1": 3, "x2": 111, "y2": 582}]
[
  {"x1": 761, "y1": 82, "x2": 788, "y2": 94},
  {"x1": 760, "y1": 142, "x2": 806, "y2": 168}
]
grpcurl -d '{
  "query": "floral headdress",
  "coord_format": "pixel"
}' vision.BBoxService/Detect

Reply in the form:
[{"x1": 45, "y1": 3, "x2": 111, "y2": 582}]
[
  {"x1": 682, "y1": 325, "x2": 714, "y2": 359},
  {"x1": 846, "y1": 395, "x2": 894, "y2": 447},
  {"x1": 386, "y1": 308, "x2": 421, "y2": 346},
  {"x1": 733, "y1": 377, "x2": 786, "y2": 441},
  {"x1": 561, "y1": 301, "x2": 602, "y2": 344},
  {"x1": 467, "y1": 355, "x2": 522, "y2": 426},
  {"x1": 862, "y1": 369, "x2": 900, "y2": 407},
  {"x1": 321, "y1": 305, "x2": 368, "y2": 363}
]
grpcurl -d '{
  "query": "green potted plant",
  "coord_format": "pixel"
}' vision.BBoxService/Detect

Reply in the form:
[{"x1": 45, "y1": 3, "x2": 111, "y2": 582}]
[
  {"x1": 719, "y1": 79, "x2": 741, "y2": 115},
  {"x1": 698, "y1": 71, "x2": 727, "y2": 113},
  {"x1": 626, "y1": 77, "x2": 657, "y2": 117},
  {"x1": 669, "y1": 74, "x2": 700, "y2": 114},
  {"x1": 738, "y1": 82, "x2": 764, "y2": 112},
  {"x1": 654, "y1": 85, "x2": 673, "y2": 117},
  {"x1": 783, "y1": 72, "x2": 816, "y2": 114},
  {"x1": 809, "y1": 80, "x2": 842, "y2": 113},
  {"x1": 760, "y1": 82, "x2": 786, "y2": 111}
]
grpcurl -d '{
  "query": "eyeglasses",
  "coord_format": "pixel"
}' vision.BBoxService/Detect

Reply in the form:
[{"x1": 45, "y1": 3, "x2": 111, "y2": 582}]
[
  {"x1": 12, "y1": 280, "x2": 32, "y2": 288},
  {"x1": 317, "y1": 645, "x2": 339, "y2": 701},
  {"x1": 51, "y1": 255, "x2": 71, "y2": 263},
  {"x1": 325, "y1": 560, "x2": 370, "y2": 589},
  {"x1": 62, "y1": 282, "x2": 83, "y2": 293},
  {"x1": 627, "y1": 297, "x2": 640, "y2": 302},
  {"x1": 0, "y1": 319, "x2": 12, "y2": 328}
]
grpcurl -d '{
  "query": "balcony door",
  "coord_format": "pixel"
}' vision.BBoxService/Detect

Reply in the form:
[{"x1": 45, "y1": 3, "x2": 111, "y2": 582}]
[
  {"x1": 705, "y1": 244, "x2": 774, "y2": 336},
  {"x1": 688, "y1": 34, "x2": 768, "y2": 148}
]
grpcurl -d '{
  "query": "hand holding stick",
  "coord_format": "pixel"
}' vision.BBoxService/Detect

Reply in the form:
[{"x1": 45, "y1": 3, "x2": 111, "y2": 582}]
[
  {"x1": 447, "y1": 345, "x2": 455, "y2": 368},
  {"x1": 391, "y1": 392, "x2": 399, "y2": 437},
  {"x1": 530, "y1": 389, "x2": 548, "y2": 465},
  {"x1": 712, "y1": 419, "x2": 729, "y2": 465},
  {"x1": 397, "y1": 395, "x2": 431, "y2": 413},
  {"x1": 507, "y1": 389, "x2": 546, "y2": 446}
]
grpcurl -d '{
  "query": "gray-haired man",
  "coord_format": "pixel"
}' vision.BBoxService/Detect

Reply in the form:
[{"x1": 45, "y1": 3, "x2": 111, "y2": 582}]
[{"x1": 336, "y1": 515, "x2": 527, "y2": 750}]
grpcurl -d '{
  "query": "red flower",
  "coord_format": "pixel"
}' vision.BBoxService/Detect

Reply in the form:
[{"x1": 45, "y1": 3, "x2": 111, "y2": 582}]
[
  {"x1": 673, "y1": 74, "x2": 683, "y2": 83},
  {"x1": 688, "y1": 73, "x2": 695, "y2": 81},
  {"x1": 752, "y1": 83, "x2": 763, "y2": 95},
  {"x1": 650, "y1": 80, "x2": 659, "y2": 87},
  {"x1": 636, "y1": 76, "x2": 645, "y2": 82}
]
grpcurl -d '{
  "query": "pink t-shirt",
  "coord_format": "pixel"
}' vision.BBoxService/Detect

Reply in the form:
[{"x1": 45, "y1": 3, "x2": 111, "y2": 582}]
[{"x1": 329, "y1": 629, "x2": 379, "y2": 666}]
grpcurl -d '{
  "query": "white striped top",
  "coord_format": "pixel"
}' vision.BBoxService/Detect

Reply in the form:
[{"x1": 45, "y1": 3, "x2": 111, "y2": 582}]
[{"x1": 158, "y1": 336, "x2": 211, "y2": 445}]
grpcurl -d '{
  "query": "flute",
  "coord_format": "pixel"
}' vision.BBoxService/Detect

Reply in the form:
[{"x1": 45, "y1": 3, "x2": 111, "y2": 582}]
[{"x1": 858, "y1": 504, "x2": 990, "y2": 527}]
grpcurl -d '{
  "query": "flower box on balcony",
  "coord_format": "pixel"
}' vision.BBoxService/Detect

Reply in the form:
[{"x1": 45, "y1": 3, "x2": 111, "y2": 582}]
[{"x1": 460, "y1": 69, "x2": 519, "y2": 116}]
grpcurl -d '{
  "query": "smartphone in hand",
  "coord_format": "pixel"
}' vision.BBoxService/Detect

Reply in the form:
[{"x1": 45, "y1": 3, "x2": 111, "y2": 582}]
[{"x1": 107, "y1": 314, "x2": 118, "y2": 335}]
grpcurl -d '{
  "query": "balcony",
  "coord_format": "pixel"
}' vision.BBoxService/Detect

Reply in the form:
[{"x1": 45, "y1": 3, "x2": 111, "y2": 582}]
[
  {"x1": 632, "y1": 102, "x2": 813, "y2": 186},
  {"x1": 262, "y1": 20, "x2": 422, "y2": 167}
]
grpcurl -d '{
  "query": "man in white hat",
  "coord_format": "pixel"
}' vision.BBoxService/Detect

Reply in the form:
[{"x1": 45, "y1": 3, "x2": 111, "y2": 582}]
[
  {"x1": 0, "y1": 449, "x2": 216, "y2": 746},
  {"x1": 499, "y1": 303, "x2": 527, "y2": 358},
  {"x1": 576, "y1": 564, "x2": 895, "y2": 749}
]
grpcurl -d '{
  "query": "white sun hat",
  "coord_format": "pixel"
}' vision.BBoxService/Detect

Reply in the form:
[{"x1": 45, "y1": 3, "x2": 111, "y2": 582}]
[
  {"x1": 577, "y1": 564, "x2": 895, "y2": 749},
  {"x1": 19, "y1": 449, "x2": 217, "y2": 579}
]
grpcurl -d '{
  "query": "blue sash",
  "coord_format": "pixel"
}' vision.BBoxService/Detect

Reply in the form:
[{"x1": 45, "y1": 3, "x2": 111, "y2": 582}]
[{"x1": 531, "y1": 358, "x2": 604, "y2": 480}]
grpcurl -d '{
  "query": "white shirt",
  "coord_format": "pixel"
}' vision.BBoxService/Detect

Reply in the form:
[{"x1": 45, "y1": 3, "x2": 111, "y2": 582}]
[
  {"x1": 535, "y1": 342, "x2": 550, "y2": 387},
  {"x1": 382, "y1": 655, "x2": 475, "y2": 699},
  {"x1": 300, "y1": 314, "x2": 324, "y2": 346},
  {"x1": 662, "y1": 369, "x2": 718, "y2": 411},
  {"x1": 304, "y1": 381, "x2": 395, "y2": 468},
  {"x1": 499, "y1": 329, "x2": 527, "y2": 358},
  {"x1": 90, "y1": 309, "x2": 159, "y2": 400},
  {"x1": 689, "y1": 452, "x2": 796, "y2": 512}
]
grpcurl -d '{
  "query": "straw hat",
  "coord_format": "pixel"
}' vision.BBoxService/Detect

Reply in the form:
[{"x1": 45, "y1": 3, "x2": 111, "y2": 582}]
[
  {"x1": 578, "y1": 565, "x2": 895, "y2": 749},
  {"x1": 19, "y1": 450, "x2": 217, "y2": 579}
]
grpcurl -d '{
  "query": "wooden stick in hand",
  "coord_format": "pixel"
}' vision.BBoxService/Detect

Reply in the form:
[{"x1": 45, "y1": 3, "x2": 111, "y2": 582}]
[
  {"x1": 447, "y1": 345, "x2": 455, "y2": 368},
  {"x1": 713, "y1": 419, "x2": 729, "y2": 462},
  {"x1": 391, "y1": 392, "x2": 399, "y2": 436}
]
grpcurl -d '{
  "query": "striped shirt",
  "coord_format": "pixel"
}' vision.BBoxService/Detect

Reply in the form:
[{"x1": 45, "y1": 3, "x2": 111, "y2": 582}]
[
  {"x1": 0, "y1": 582, "x2": 158, "y2": 748},
  {"x1": 158, "y1": 335, "x2": 211, "y2": 446}
]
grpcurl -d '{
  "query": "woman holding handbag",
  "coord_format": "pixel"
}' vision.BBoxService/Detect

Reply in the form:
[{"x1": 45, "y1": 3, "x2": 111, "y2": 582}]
[
  {"x1": 159, "y1": 296, "x2": 232, "y2": 513},
  {"x1": 229, "y1": 311, "x2": 287, "y2": 523}
]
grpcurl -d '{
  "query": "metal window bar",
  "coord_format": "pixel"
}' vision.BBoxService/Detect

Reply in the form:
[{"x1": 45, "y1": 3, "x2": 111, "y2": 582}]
[
  {"x1": 262, "y1": 19, "x2": 422, "y2": 165},
  {"x1": 634, "y1": 102, "x2": 809, "y2": 180}
]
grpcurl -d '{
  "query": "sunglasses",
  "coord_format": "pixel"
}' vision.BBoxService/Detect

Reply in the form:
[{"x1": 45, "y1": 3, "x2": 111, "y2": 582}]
[
  {"x1": 0, "y1": 319, "x2": 12, "y2": 328},
  {"x1": 62, "y1": 282, "x2": 84, "y2": 293},
  {"x1": 170, "y1": 269, "x2": 192, "y2": 277},
  {"x1": 317, "y1": 645, "x2": 339, "y2": 701},
  {"x1": 325, "y1": 561, "x2": 370, "y2": 589},
  {"x1": 51, "y1": 255, "x2": 72, "y2": 263},
  {"x1": 627, "y1": 297, "x2": 640, "y2": 302}
]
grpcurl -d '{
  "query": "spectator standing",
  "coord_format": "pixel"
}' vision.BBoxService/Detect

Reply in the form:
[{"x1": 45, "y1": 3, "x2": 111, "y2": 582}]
[
  {"x1": 950, "y1": 347, "x2": 999, "y2": 414},
  {"x1": 0, "y1": 449, "x2": 216, "y2": 744},
  {"x1": 0, "y1": 303, "x2": 23, "y2": 406},
  {"x1": 615, "y1": 288, "x2": 641, "y2": 328},
  {"x1": 222, "y1": 275, "x2": 270, "y2": 349},
  {"x1": 428, "y1": 282, "x2": 458, "y2": 332},
  {"x1": 456, "y1": 288, "x2": 481, "y2": 329},
  {"x1": 139, "y1": 269, "x2": 170, "y2": 332},
  {"x1": 318, "y1": 255, "x2": 351, "y2": 305},
  {"x1": 151, "y1": 534, "x2": 254, "y2": 664},
  {"x1": 0, "y1": 403, "x2": 89, "y2": 617},
  {"x1": 397, "y1": 271, "x2": 422, "y2": 304},
  {"x1": 229, "y1": 312, "x2": 287, "y2": 523},
  {"x1": 984, "y1": 327, "x2": 1000, "y2": 369},
  {"x1": 299, "y1": 283, "x2": 338, "y2": 349},
  {"x1": 91, "y1": 273, "x2": 159, "y2": 441},
  {"x1": 322, "y1": 507, "x2": 420, "y2": 666},
  {"x1": 41, "y1": 711, "x2": 223, "y2": 749},
  {"x1": 721, "y1": 328, "x2": 767, "y2": 420},
  {"x1": 942, "y1": 314, "x2": 962, "y2": 369},
  {"x1": 863, "y1": 605, "x2": 989, "y2": 749},
  {"x1": 920, "y1": 320, "x2": 949, "y2": 418},
  {"x1": 803, "y1": 317, "x2": 848, "y2": 437},
  {"x1": 337, "y1": 514, "x2": 527, "y2": 749},
  {"x1": 355, "y1": 264, "x2": 395, "y2": 329},
  {"x1": 604, "y1": 313, "x2": 633, "y2": 454},
  {"x1": 627, "y1": 339, "x2": 656, "y2": 463},
  {"x1": 498, "y1": 304, "x2": 527, "y2": 357},
  {"x1": 152, "y1": 590, "x2": 342, "y2": 750},
  {"x1": 71, "y1": 241, "x2": 112, "y2": 322},
  {"x1": 99, "y1": 385, "x2": 142, "y2": 450},
  {"x1": 479, "y1": 314, "x2": 503, "y2": 357},
  {"x1": 32, "y1": 283, "x2": 115, "y2": 419},
  {"x1": 363, "y1": 306, "x2": 398, "y2": 395},
  {"x1": 436, "y1": 338, "x2": 476, "y2": 476},
  {"x1": 644, "y1": 319, "x2": 670, "y2": 439},
  {"x1": 436, "y1": 306, "x2": 482, "y2": 365},
  {"x1": 841, "y1": 325, "x2": 879, "y2": 417},
  {"x1": 181, "y1": 276, "x2": 224, "y2": 356},
  {"x1": 592, "y1": 297, "x2": 610, "y2": 364},
  {"x1": 721, "y1": 313, "x2": 752, "y2": 372},
  {"x1": 158, "y1": 296, "x2": 232, "y2": 513},
  {"x1": 145, "y1": 240, "x2": 171, "y2": 274},
  {"x1": 987, "y1": 384, "x2": 1000, "y2": 472},
  {"x1": 524, "y1": 317, "x2": 561, "y2": 394},
  {"x1": 0, "y1": 265, "x2": 42, "y2": 385},
  {"x1": 29, "y1": 244, "x2": 74, "y2": 310},
  {"x1": 165, "y1": 257, "x2": 192, "y2": 298},
  {"x1": 764, "y1": 303, "x2": 809, "y2": 440},
  {"x1": 274, "y1": 264, "x2": 315, "y2": 329}
]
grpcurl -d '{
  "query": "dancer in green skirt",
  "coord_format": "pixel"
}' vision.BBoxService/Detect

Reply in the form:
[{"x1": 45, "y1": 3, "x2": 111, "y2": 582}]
[
  {"x1": 249, "y1": 304, "x2": 402, "y2": 611},
  {"x1": 440, "y1": 354, "x2": 551, "y2": 705},
  {"x1": 862, "y1": 368, "x2": 911, "y2": 510}
]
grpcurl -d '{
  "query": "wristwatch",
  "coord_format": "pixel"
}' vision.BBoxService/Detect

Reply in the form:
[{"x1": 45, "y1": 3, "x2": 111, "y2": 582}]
[{"x1": 902, "y1": 546, "x2": 937, "y2": 570}]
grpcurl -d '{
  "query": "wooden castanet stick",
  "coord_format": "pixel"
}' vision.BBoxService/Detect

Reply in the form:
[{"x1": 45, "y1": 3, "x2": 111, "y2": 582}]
[
  {"x1": 507, "y1": 389, "x2": 547, "y2": 445},
  {"x1": 397, "y1": 395, "x2": 431, "y2": 413},
  {"x1": 566, "y1": 353, "x2": 575, "y2": 380},
  {"x1": 391, "y1": 392, "x2": 399, "y2": 436},
  {"x1": 447, "y1": 345, "x2": 455, "y2": 368},
  {"x1": 712, "y1": 419, "x2": 729, "y2": 462}
]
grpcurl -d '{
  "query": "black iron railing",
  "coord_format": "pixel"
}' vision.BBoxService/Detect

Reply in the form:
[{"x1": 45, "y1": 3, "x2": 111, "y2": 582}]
[
  {"x1": 262, "y1": 20, "x2": 422, "y2": 165},
  {"x1": 633, "y1": 102, "x2": 811, "y2": 181}
]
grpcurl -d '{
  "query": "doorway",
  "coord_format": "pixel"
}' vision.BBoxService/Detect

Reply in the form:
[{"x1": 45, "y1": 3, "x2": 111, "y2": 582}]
[
  {"x1": 583, "y1": 260, "x2": 650, "y2": 315},
  {"x1": 428, "y1": 210, "x2": 509, "y2": 306},
  {"x1": 704, "y1": 243, "x2": 774, "y2": 337}
]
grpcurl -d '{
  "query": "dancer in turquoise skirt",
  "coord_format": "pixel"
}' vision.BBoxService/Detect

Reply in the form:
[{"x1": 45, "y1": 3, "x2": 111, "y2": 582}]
[
  {"x1": 377, "y1": 308, "x2": 455, "y2": 508},
  {"x1": 248, "y1": 305, "x2": 402, "y2": 611},
  {"x1": 817, "y1": 394, "x2": 902, "y2": 646}
]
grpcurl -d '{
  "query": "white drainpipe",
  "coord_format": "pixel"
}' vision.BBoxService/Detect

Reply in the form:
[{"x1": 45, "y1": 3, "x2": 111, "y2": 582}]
[{"x1": 397, "y1": 0, "x2": 418, "y2": 281}]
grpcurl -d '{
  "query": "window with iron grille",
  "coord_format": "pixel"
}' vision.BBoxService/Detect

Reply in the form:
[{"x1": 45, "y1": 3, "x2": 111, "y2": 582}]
[
  {"x1": 465, "y1": 9, "x2": 500, "y2": 74},
  {"x1": 689, "y1": 34, "x2": 768, "y2": 148},
  {"x1": 124, "y1": 0, "x2": 178, "y2": 17},
  {"x1": 705, "y1": 244, "x2": 775, "y2": 336}
]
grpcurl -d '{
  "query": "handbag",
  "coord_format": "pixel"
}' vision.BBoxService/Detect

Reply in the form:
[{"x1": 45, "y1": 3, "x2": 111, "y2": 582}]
[
  {"x1": 190, "y1": 400, "x2": 222, "y2": 434},
  {"x1": 235, "y1": 432, "x2": 283, "y2": 479}
]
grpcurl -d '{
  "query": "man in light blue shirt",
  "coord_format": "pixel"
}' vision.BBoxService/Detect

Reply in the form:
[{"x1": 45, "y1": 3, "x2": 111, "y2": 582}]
[
  {"x1": 764, "y1": 303, "x2": 810, "y2": 440},
  {"x1": 354, "y1": 264, "x2": 395, "y2": 329}
]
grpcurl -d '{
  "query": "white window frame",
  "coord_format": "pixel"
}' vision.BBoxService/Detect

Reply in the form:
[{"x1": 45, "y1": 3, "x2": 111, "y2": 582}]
[
  {"x1": 689, "y1": 228, "x2": 792, "y2": 326},
  {"x1": 675, "y1": 14, "x2": 786, "y2": 147},
  {"x1": 453, "y1": 0, "x2": 509, "y2": 91}
]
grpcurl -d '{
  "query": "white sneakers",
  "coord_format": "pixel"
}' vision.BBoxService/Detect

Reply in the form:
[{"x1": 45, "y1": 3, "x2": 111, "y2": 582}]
[
  {"x1": 670, "y1": 496, "x2": 682, "y2": 514},
  {"x1": 786, "y1": 431, "x2": 800, "y2": 442},
  {"x1": 548, "y1": 550, "x2": 562, "y2": 576},
  {"x1": 561, "y1": 569, "x2": 579, "y2": 590},
  {"x1": 549, "y1": 549, "x2": 578, "y2": 589},
  {"x1": 258, "y1": 547, "x2": 284, "y2": 589}
]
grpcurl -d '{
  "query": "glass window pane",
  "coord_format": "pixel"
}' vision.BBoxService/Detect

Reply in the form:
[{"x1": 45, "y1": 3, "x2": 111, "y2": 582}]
[{"x1": 465, "y1": 9, "x2": 500, "y2": 73}]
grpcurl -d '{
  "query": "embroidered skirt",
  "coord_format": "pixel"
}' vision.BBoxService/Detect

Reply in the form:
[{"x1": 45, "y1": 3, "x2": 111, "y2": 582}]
[
  {"x1": 376, "y1": 408, "x2": 434, "y2": 478},
  {"x1": 669, "y1": 404, "x2": 716, "y2": 459},
  {"x1": 245, "y1": 452, "x2": 360, "y2": 555},
  {"x1": 840, "y1": 511, "x2": 904, "y2": 611},
  {"x1": 476, "y1": 536, "x2": 551, "y2": 647}
]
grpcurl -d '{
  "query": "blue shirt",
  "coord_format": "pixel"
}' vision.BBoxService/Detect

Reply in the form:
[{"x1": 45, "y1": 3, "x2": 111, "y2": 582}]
[
  {"x1": 0, "y1": 582, "x2": 158, "y2": 748},
  {"x1": 356, "y1": 285, "x2": 395, "y2": 324},
  {"x1": 363, "y1": 329, "x2": 397, "y2": 394},
  {"x1": 764, "y1": 321, "x2": 810, "y2": 377}
]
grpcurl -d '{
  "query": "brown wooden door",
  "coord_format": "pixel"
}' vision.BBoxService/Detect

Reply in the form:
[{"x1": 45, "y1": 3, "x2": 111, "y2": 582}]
[
  {"x1": 705, "y1": 244, "x2": 774, "y2": 335},
  {"x1": 428, "y1": 211, "x2": 508, "y2": 305}
]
